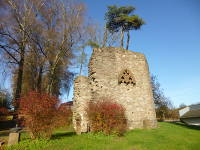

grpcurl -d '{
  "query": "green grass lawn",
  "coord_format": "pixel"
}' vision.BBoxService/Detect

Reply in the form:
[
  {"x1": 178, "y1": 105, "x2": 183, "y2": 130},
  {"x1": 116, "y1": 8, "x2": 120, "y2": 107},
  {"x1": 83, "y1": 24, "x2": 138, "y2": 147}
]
[{"x1": 4, "y1": 122, "x2": 200, "y2": 150}]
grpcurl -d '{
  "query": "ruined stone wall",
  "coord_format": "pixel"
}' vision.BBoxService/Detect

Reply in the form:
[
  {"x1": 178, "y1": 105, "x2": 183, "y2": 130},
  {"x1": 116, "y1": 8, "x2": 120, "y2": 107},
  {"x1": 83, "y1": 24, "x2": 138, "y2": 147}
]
[
  {"x1": 73, "y1": 76, "x2": 91, "y2": 134},
  {"x1": 73, "y1": 47, "x2": 157, "y2": 133}
]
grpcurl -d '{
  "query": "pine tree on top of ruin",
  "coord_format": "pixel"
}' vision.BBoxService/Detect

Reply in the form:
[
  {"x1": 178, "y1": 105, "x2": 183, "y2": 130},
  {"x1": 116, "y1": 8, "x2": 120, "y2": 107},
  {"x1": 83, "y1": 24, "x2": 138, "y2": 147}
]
[{"x1": 105, "y1": 5, "x2": 145, "y2": 50}]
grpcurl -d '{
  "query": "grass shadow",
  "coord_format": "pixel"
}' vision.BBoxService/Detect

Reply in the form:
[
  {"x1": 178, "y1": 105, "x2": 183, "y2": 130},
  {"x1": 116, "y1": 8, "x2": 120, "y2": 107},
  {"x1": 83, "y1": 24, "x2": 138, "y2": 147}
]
[
  {"x1": 170, "y1": 122, "x2": 200, "y2": 130},
  {"x1": 51, "y1": 132, "x2": 76, "y2": 140}
]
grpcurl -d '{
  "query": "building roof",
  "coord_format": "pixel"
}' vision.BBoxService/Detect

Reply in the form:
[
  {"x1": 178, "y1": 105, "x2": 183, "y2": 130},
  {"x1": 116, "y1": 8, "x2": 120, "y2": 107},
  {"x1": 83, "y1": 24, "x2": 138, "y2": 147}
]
[
  {"x1": 179, "y1": 104, "x2": 200, "y2": 118},
  {"x1": 59, "y1": 101, "x2": 73, "y2": 108}
]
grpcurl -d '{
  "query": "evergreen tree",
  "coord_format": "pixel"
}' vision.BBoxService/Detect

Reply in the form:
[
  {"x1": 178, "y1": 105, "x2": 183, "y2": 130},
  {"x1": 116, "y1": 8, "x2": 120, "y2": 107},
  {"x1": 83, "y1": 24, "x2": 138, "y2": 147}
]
[{"x1": 105, "y1": 5, "x2": 145, "y2": 49}]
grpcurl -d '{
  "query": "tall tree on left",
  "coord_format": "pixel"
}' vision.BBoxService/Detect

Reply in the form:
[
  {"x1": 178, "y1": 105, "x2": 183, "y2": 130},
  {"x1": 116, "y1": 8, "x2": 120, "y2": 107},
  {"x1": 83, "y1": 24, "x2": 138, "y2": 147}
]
[
  {"x1": 0, "y1": 0, "x2": 37, "y2": 110},
  {"x1": 0, "y1": 0, "x2": 87, "y2": 101}
]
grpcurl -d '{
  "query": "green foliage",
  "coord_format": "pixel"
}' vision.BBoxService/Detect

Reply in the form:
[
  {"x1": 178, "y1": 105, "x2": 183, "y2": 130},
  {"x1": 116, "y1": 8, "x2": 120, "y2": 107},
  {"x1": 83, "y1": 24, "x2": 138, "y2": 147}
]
[
  {"x1": 105, "y1": 5, "x2": 136, "y2": 32},
  {"x1": 119, "y1": 15, "x2": 145, "y2": 31},
  {"x1": 105, "y1": 5, "x2": 145, "y2": 32},
  {"x1": 86, "y1": 40, "x2": 100, "y2": 48},
  {"x1": 105, "y1": 5, "x2": 145, "y2": 49},
  {"x1": 5, "y1": 123, "x2": 200, "y2": 150}
]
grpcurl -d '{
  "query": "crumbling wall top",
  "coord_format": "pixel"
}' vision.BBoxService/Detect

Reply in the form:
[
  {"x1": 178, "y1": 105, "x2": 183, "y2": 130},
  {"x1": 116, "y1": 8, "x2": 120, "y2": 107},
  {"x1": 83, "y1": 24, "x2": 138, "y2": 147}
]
[{"x1": 93, "y1": 47, "x2": 146, "y2": 60}]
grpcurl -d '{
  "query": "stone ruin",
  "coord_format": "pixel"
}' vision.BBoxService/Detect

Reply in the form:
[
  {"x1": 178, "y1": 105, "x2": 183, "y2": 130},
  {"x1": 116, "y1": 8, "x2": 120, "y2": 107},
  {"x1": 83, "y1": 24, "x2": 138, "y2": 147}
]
[{"x1": 73, "y1": 47, "x2": 157, "y2": 134}]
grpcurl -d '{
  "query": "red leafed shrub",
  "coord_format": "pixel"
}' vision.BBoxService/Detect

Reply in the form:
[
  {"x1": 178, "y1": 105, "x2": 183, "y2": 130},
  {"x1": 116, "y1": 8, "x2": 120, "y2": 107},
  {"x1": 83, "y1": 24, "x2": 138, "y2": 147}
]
[
  {"x1": 0, "y1": 107, "x2": 9, "y2": 121},
  {"x1": 86, "y1": 99, "x2": 127, "y2": 136},
  {"x1": 19, "y1": 91, "x2": 59, "y2": 139},
  {"x1": 55, "y1": 104, "x2": 72, "y2": 128},
  {"x1": 0, "y1": 107, "x2": 9, "y2": 115}
]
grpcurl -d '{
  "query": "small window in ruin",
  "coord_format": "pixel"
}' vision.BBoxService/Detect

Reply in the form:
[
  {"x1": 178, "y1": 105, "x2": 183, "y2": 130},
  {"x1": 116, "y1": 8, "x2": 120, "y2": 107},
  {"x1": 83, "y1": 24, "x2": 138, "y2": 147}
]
[{"x1": 118, "y1": 69, "x2": 136, "y2": 86}]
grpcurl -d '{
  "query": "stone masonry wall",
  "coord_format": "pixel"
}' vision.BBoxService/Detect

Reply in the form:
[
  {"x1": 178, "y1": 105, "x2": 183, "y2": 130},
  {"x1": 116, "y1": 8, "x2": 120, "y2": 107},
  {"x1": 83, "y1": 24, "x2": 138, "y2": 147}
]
[
  {"x1": 73, "y1": 47, "x2": 157, "y2": 133},
  {"x1": 73, "y1": 76, "x2": 91, "y2": 134}
]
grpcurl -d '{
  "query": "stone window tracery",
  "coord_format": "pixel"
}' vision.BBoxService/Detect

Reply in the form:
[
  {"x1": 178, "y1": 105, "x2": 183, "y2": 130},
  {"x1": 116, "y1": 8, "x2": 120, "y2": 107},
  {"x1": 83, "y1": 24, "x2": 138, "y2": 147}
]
[{"x1": 118, "y1": 69, "x2": 136, "y2": 86}]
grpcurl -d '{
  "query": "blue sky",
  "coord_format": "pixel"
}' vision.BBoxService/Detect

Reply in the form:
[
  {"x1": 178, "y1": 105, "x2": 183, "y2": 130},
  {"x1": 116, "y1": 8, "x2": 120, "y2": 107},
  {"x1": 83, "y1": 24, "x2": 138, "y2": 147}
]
[
  {"x1": 64, "y1": 0, "x2": 200, "y2": 107},
  {"x1": 1, "y1": 0, "x2": 199, "y2": 107}
]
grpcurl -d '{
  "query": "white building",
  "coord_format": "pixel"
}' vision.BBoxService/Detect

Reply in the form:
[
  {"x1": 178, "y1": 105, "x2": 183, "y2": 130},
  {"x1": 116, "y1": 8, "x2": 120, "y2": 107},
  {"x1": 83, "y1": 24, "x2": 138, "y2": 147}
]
[{"x1": 179, "y1": 104, "x2": 200, "y2": 126}]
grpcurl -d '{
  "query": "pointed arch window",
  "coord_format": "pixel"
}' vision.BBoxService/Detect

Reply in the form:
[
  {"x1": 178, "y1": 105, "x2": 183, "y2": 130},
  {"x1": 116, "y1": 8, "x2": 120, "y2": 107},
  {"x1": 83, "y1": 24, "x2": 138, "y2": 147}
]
[{"x1": 118, "y1": 69, "x2": 136, "y2": 86}]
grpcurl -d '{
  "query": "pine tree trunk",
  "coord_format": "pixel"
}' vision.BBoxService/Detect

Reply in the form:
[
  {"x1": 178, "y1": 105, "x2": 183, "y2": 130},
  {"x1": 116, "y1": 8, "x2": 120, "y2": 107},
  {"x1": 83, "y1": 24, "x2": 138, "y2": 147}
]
[
  {"x1": 120, "y1": 28, "x2": 124, "y2": 48},
  {"x1": 79, "y1": 63, "x2": 83, "y2": 76},
  {"x1": 102, "y1": 26, "x2": 108, "y2": 47},
  {"x1": 126, "y1": 31, "x2": 130, "y2": 50},
  {"x1": 79, "y1": 48, "x2": 85, "y2": 75}
]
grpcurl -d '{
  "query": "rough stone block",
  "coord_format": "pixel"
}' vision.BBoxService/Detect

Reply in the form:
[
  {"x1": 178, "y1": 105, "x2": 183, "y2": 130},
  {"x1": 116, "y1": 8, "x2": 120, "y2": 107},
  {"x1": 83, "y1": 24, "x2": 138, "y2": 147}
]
[{"x1": 8, "y1": 132, "x2": 20, "y2": 146}]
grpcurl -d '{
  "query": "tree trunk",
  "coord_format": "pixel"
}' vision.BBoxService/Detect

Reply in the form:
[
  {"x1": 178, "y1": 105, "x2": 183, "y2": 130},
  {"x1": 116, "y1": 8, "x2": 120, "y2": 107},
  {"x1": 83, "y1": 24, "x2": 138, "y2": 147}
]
[
  {"x1": 126, "y1": 31, "x2": 130, "y2": 50},
  {"x1": 47, "y1": 70, "x2": 54, "y2": 95},
  {"x1": 79, "y1": 48, "x2": 85, "y2": 75},
  {"x1": 14, "y1": 46, "x2": 25, "y2": 110},
  {"x1": 161, "y1": 111, "x2": 165, "y2": 121},
  {"x1": 47, "y1": 62, "x2": 58, "y2": 95},
  {"x1": 46, "y1": 52, "x2": 61, "y2": 95},
  {"x1": 36, "y1": 65, "x2": 43, "y2": 93},
  {"x1": 102, "y1": 26, "x2": 108, "y2": 47},
  {"x1": 120, "y1": 28, "x2": 124, "y2": 48},
  {"x1": 79, "y1": 63, "x2": 83, "y2": 76}
]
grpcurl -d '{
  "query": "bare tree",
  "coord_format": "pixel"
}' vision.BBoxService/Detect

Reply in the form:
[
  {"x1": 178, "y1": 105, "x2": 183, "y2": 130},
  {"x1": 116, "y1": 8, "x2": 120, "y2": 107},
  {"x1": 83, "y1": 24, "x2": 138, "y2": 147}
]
[
  {"x1": 151, "y1": 75, "x2": 174, "y2": 120},
  {"x1": 0, "y1": 0, "x2": 87, "y2": 102},
  {"x1": 87, "y1": 23, "x2": 120, "y2": 48},
  {"x1": 37, "y1": 1, "x2": 86, "y2": 95},
  {"x1": 0, "y1": 0, "x2": 38, "y2": 109}
]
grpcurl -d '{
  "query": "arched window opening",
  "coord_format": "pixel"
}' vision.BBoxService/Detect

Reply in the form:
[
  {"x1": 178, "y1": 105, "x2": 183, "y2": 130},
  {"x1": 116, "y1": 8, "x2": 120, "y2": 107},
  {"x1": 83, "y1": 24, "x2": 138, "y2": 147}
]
[{"x1": 118, "y1": 69, "x2": 136, "y2": 86}]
